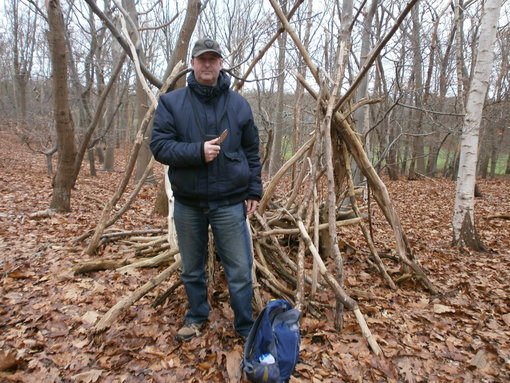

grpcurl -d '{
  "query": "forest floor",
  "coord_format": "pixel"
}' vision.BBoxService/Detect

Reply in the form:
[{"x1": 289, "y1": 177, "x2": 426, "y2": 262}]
[{"x1": 1, "y1": 132, "x2": 509, "y2": 383}]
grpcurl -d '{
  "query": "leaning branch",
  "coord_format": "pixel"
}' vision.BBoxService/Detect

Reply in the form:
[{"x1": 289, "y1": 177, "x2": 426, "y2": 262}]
[
  {"x1": 258, "y1": 137, "x2": 315, "y2": 213},
  {"x1": 296, "y1": 219, "x2": 381, "y2": 355},
  {"x1": 333, "y1": 0, "x2": 421, "y2": 113},
  {"x1": 83, "y1": 0, "x2": 162, "y2": 88},
  {"x1": 234, "y1": 0, "x2": 305, "y2": 91},
  {"x1": 84, "y1": 63, "x2": 185, "y2": 255},
  {"x1": 92, "y1": 256, "x2": 181, "y2": 334}
]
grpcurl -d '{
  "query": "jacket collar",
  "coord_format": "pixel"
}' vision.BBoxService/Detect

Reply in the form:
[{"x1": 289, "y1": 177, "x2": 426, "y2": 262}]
[{"x1": 187, "y1": 70, "x2": 230, "y2": 102}]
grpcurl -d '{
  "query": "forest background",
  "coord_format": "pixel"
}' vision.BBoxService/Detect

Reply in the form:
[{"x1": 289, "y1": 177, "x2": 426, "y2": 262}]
[{"x1": 0, "y1": 0, "x2": 509, "y2": 382}]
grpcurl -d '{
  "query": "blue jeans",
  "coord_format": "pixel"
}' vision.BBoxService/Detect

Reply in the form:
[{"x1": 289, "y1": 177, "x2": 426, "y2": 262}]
[{"x1": 174, "y1": 200, "x2": 254, "y2": 336}]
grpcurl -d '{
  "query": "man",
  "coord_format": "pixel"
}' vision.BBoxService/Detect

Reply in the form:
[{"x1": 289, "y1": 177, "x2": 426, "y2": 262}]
[{"x1": 150, "y1": 38, "x2": 262, "y2": 341}]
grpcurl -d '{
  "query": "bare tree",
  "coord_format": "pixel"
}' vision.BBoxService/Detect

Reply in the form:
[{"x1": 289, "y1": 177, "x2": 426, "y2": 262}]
[
  {"x1": 352, "y1": 0, "x2": 378, "y2": 183},
  {"x1": 114, "y1": 0, "x2": 151, "y2": 182},
  {"x1": 407, "y1": 1, "x2": 426, "y2": 179},
  {"x1": 268, "y1": 0, "x2": 289, "y2": 177},
  {"x1": 425, "y1": 2, "x2": 455, "y2": 176},
  {"x1": 8, "y1": 0, "x2": 38, "y2": 122},
  {"x1": 452, "y1": 0, "x2": 502, "y2": 249},
  {"x1": 46, "y1": 0, "x2": 77, "y2": 212}
]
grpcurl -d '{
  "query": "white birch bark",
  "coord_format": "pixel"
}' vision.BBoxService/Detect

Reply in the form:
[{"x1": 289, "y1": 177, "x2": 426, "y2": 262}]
[
  {"x1": 164, "y1": 165, "x2": 178, "y2": 249},
  {"x1": 452, "y1": 0, "x2": 502, "y2": 248}
]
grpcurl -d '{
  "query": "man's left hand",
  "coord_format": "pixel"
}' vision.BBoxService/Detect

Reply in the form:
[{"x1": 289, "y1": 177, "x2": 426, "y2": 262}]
[{"x1": 245, "y1": 199, "x2": 258, "y2": 215}]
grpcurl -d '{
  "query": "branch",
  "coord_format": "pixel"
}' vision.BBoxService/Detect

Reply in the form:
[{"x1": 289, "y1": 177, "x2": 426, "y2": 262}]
[
  {"x1": 258, "y1": 136, "x2": 315, "y2": 214},
  {"x1": 23, "y1": 0, "x2": 48, "y2": 22},
  {"x1": 92, "y1": 257, "x2": 181, "y2": 334},
  {"x1": 487, "y1": 214, "x2": 510, "y2": 220},
  {"x1": 84, "y1": 62, "x2": 185, "y2": 255},
  {"x1": 268, "y1": 0, "x2": 320, "y2": 85},
  {"x1": 234, "y1": 0, "x2": 305, "y2": 91},
  {"x1": 117, "y1": 249, "x2": 178, "y2": 271},
  {"x1": 253, "y1": 218, "x2": 361, "y2": 238},
  {"x1": 226, "y1": 68, "x2": 285, "y2": 84},
  {"x1": 73, "y1": 53, "x2": 127, "y2": 182},
  {"x1": 296, "y1": 219, "x2": 381, "y2": 355},
  {"x1": 112, "y1": 0, "x2": 143, "y2": 53},
  {"x1": 138, "y1": 11, "x2": 179, "y2": 32},
  {"x1": 333, "y1": 0, "x2": 421, "y2": 113},
  {"x1": 117, "y1": 9, "x2": 157, "y2": 105},
  {"x1": 83, "y1": 0, "x2": 162, "y2": 88},
  {"x1": 396, "y1": 101, "x2": 465, "y2": 116}
]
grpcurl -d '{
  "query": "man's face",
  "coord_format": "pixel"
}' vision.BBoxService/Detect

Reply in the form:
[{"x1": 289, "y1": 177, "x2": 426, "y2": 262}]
[{"x1": 191, "y1": 52, "x2": 223, "y2": 86}]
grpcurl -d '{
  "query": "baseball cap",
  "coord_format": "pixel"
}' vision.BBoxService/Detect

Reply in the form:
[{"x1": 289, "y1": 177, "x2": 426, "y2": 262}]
[{"x1": 192, "y1": 38, "x2": 223, "y2": 58}]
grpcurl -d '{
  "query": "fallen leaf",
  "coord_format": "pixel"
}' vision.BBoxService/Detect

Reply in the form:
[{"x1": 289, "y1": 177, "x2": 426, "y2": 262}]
[
  {"x1": 0, "y1": 350, "x2": 19, "y2": 371},
  {"x1": 71, "y1": 369, "x2": 102, "y2": 383},
  {"x1": 469, "y1": 349, "x2": 488, "y2": 370},
  {"x1": 72, "y1": 339, "x2": 90, "y2": 349},
  {"x1": 433, "y1": 304, "x2": 455, "y2": 314},
  {"x1": 81, "y1": 311, "x2": 100, "y2": 325},
  {"x1": 225, "y1": 349, "x2": 242, "y2": 383},
  {"x1": 396, "y1": 357, "x2": 418, "y2": 383}
]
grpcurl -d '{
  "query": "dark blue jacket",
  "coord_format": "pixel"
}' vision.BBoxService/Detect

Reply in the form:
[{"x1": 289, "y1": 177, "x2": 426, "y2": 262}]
[{"x1": 150, "y1": 71, "x2": 262, "y2": 208}]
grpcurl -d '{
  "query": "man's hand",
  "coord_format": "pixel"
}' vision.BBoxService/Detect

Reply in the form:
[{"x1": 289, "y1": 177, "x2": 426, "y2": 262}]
[
  {"x1": 204, "y1": 137, "x2": 221, "y2": 163},
  {"x1": 245, "y1": 199, "x2": 258, "y2": 215}
]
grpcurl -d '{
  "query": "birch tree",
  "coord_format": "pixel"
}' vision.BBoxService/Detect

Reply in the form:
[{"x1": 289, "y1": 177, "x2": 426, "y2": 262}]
[{"x1": 452, "y1": 0, "x2": 502, "y2": 249}]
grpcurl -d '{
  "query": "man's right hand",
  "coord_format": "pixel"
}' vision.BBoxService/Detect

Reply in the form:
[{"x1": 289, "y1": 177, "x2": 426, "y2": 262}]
[{"x1": 204, "y1": 137, "x2": 221, "y2": 163}]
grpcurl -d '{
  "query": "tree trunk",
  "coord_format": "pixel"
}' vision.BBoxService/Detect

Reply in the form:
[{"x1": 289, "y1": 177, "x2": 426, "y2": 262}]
[
  {"x1": 331, "y1": 0, "x2": 354, "y2": 327},
  {"x1": 10, "y1": 0, "x2": 36, "y2": 121},
  {"x1": 478, "y1": 120, "x2": 491, "y2": 179},
  {"x1": 352, "y1": 0, "x2": 378, "y2": 185},
  {"x1": 454, "y1": 0, "x2": 469, "y2": 106},
  {"x1": 153, "y1": 181, "x2": 169, "y2": 217},
  {"x1": 386, "y1": 114, "x2": 400, "y2": 180},
  {"x1": 150, "y1": 0, "x2": 201, "y2": 211},
  {"x1": 104, "y1": 5, "x2": 122, "y2": 173},
  {"x1": 452, "y1": 0, "x2": 502, "y2": 249},
  {"x1": 268, "y1": 0, "x2": 288, "y2": 177},
  {"x1": 47, "y1": 0, "x2": 77, "y2": 212},
  {"x1": 291, "y1": 0, "x2": 313, "y2": 187},
  {"x1": 407, "y1": 2, "x2": 426, "y2": 179},
  {"x1": 88, "y1": 148, "x2": 97, "y2": 177},
  {"x1": 162, "y1": 0, "x2": 201, "y2": 87},
  {"x1": 488, "y1": 127, "x2": 499, "y2": 179},
  {"x1": 121, "y1": 0, "x2": 152, "y2": 182}
]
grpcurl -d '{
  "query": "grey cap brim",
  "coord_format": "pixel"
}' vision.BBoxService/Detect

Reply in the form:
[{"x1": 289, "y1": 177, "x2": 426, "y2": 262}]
[{"x1": 192, "y1": 49, "x2": 222, "y2": 58}]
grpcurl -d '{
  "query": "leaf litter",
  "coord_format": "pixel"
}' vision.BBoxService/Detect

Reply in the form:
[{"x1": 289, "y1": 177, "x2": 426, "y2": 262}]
[{"x1": 1, "y1": 134, "x2": 509, "y2": 382}]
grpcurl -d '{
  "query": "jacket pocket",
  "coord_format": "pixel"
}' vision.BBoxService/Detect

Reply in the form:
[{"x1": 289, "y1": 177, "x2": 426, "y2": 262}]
[
  {"x1": 221, "y1": 150, "x2": 250, "y2": 188},
  {"x1": 168, "y1": 166, "x2": 199, "y2": 196}
]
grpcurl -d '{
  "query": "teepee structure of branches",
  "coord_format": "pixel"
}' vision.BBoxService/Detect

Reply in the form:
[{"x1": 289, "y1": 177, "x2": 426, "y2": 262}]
[{"x1": 72, "y1": 0, "x2": 439, "y2": 357}]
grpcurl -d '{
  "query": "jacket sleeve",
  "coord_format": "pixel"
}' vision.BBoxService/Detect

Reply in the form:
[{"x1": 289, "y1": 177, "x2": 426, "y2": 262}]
[
  {"x1": 150, "y1": 94, "x2": 204, "y2": 167},
  {"x1": 240, "y1": 102, "x2": 263, "y2": 201}
]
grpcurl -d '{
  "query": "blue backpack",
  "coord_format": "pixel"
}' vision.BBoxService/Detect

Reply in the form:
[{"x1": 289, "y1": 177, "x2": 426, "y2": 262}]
[{"x1": 242, "y1": 299, "x2": 301, "y2": 383}]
